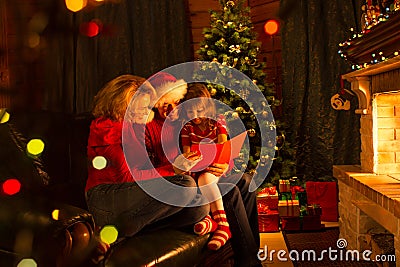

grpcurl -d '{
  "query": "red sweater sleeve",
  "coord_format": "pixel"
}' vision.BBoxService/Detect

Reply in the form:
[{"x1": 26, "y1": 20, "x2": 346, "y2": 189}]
[{"x1": 180, "y1": 124, "x2": 191, "y2": 148}]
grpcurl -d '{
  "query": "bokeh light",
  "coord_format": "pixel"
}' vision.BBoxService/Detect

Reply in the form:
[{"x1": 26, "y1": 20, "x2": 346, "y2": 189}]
[
  {"x1": 2, "y1": 178, "x2": 21, "y2": 195},
  {"x1": 29, "y1": 12, "x2": 49, "y2": 33},
  {"x1": 80, "y1": 21, "x2": 100, "y2": 37},
  {"x1": 27, "y1": 32, "x2": 41, "y2": 48},
  {"x1": 100, "y1": 225, "x2": 118, "y2": 244},
  {"x1": 17, "y1": 258, "x2": 37, "y2": 267},
  {"x1": 0, "y1": 111, "x2": 10, "y2": 123},
  {"x1": 65, "y1": 0, "x2": 88, "y2": 12},
  {"x1": 92, "y1": 156, "x2": 107, "y2": 170},
  {"x1": 27, "y1": 139, "x2": 45, "y2": 156},
  {"x1": 52, "y1": 209, "x2": 60, "y2": 220},
  {"x1": 264, "y1": 19, "x2": 279, "y2": 35}
]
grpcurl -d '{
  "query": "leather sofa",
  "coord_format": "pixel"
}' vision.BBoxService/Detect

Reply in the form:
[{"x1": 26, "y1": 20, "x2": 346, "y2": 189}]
[{"x1": 0, "y1": 110, "x2": 234, "y2": 267}]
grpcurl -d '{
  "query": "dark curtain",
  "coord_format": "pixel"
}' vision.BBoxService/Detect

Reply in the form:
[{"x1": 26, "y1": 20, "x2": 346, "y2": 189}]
[
  {"x1": 279, "y1": 0, "x2": 362, "y2": 180},
  {"x1": 43, "y1": 0, "x2": 191, "y2": 114}
]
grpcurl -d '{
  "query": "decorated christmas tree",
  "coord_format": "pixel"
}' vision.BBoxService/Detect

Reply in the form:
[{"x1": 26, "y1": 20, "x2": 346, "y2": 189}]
[{"x1": 195, "y1": 0, "x2": 296, "y2": 186}]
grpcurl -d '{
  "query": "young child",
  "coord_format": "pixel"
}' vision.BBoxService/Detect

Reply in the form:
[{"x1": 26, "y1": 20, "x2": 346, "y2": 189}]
[{"x1": 179, "y1": 83, "x2": 231, "y2": 251}]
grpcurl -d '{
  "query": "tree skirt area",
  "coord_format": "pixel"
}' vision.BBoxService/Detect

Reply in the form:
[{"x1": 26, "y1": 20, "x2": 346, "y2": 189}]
[{"x1": 283, "y1": 228, "x2": 378, "y2": 266}]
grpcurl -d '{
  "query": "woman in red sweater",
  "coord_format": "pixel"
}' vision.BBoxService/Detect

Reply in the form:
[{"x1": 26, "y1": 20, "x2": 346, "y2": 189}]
[{"x1": 85, "y1": 74, "x2": 209, "y2": 239}]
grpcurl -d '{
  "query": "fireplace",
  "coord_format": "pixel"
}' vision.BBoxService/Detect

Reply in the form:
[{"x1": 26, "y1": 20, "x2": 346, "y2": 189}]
[{"x1": 333, "y1": 13, "x2": 400, "y2": 264}]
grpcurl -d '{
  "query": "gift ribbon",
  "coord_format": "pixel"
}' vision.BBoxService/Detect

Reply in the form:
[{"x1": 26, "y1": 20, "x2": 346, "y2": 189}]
[
  {"x1": 258, "y1": 186, "x2": 277, "y2": 196},
  {"x1": 291, "y1": 185, "x2": 305, "y2": 201},
  {"x1": 284, "y1": 199, "x2": 297, "y2": 216}
]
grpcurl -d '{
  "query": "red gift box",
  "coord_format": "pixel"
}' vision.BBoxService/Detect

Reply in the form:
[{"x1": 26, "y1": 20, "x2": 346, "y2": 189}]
[
  {"x1": 257, "y1": 186, "x2": 279, "y2": 210},
  {"x1": 258, "y1": 209, "x2": 280, "y2": 233},
  {"x1": 306, "y1": 204, "x2": 322, "y2": 216},
  {"x1": 302, "y1": 215, "x2": 322, "y2": 231},
  {"x1": 281, "y1": 216, "x2": 301, "y2": 231},
  {"x1": 306, "y1": 181, "x2": 338, "y2": 222}
]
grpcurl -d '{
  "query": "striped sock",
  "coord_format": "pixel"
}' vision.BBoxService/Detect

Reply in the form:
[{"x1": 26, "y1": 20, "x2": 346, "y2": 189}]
[
  {"x1": 194, "y1": 215, "x2": 218, "y2": 235},
  {"x1": 207, "y1": 210, "x2": 231, "y2": 250}
]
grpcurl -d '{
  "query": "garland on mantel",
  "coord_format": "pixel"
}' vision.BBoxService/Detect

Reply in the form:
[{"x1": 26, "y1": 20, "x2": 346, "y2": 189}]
[{"x1": 338, "y1": 1, "x2": 400, "y2": 70}]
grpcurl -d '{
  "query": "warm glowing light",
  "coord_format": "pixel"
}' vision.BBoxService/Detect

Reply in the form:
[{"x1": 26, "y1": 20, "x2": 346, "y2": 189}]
[
  {"x1": 27, "y1": 139, "x2": 45, "y2": 156},
  {"x1": 29, "y1": 13, "x2": 49, "y2": 33},
  {"x1": 65, "y1": 0, "x2": 87, "y2": 12},
  {"x1": 100, "y1": 225, "x2": 118, "y2": 244},
  {"x1": 27, "y1": 33, "x2": 40, "y2": 48},
  {"x1": 92, "y1": 156, "x2": 107, "y2": 170},
  {"x1": 17, "y1": 259, "x2": 37, "y2": 267},
  {"x1": 2, "y1": 178, "x2": 21, "y2": 195},
  {"x1": 52, "y1": 209, "x2": 60, "y2": 220},
  {"x1": 80, "y1": 21, "x2": 100, "y2": 37},
  {"x1": 264, "y1": 19, "x2": 279, "y2": 35},
  {"x1": 0, "y1": 111, "x2": 10, "y2": 123}
]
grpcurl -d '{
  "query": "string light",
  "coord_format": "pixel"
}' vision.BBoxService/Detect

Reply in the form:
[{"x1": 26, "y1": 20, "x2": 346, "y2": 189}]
[{"x1": 338, "y1": 7, "x2": 400, "y2": 70}]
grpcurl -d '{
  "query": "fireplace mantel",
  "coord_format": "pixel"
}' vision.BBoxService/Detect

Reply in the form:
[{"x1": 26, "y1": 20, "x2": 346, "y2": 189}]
[
  {"x1": 342, "y1": 56, "x2": 400, "y2": 114},
  {"x1": 336, "y1": 13, "x2": 400, "y2": 261}
]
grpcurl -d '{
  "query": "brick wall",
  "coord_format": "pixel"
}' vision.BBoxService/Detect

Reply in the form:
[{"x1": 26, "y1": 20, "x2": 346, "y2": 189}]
[{"x1": 372, "y1": 92, "x2": 400, "y2": 174}]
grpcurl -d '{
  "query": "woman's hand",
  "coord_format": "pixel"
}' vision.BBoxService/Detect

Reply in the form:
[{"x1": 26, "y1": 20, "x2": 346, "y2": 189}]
[
  {"x1": 172, "y1": 152, "x2": 202, "y2": 174},
  {"x1": 206, "y1": 162, "x2": 229, "y2": 177}
]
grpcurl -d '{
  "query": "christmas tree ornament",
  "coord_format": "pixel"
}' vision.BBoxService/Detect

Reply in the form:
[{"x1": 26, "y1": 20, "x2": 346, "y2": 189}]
[
  {"x1": 275, "y1": 132, "x2": 285, "y2": 150},
  {"x1": 231, "y1": 112, "x2": 239, "y2": 119},
  {"x1": 235, "y1": 106, "x2": 244, "y2": 113},
  {"x1": 239, "y1": 88, "x2": 250, "y2": 99},
  {"x1": 248, "y1": 128, "x2": 256, "y2": 137},
  {"x1": 210, "y1": 88, "x2": 217, "y2": 96},
  {"x1": 227, "y1": 1, "x2": 235, "y2": 7},
  {"x1": 261, "y1": 111, "x2": 269, "y2": 118}
]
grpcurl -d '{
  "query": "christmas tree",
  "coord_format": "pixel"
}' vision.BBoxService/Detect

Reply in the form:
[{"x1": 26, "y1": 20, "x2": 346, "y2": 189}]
[{"x1": 195, "y1": 0, "x2": 296, "y2": 186}]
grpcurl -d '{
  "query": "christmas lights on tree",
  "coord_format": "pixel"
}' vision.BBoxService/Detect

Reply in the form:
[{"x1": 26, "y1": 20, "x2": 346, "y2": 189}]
[{"x1": 195, "y1": 0, "x2": 296, "y2": 185}]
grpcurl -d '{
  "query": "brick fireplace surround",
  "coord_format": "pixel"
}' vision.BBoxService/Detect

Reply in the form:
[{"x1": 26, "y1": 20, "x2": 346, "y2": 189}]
[{"x1": 334, "y1": 56, "x2": 400, "y2": 264}]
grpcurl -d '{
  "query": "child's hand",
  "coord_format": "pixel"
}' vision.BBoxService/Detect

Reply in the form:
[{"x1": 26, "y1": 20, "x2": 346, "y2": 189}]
[
  {"x1": 173, "y1": 152, "x2": 203, "y2": 173},
  {"x1": 206, "y1": 163, "x2": 229, "y2": 177},
  {"x1": 184, "y1": 151, "x2": 201, "y2": 160}
]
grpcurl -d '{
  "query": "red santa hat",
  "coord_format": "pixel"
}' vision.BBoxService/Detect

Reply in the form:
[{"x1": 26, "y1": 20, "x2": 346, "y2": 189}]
[{"x1": 148, "y1": 72, "x2": 187, "y2": 108}]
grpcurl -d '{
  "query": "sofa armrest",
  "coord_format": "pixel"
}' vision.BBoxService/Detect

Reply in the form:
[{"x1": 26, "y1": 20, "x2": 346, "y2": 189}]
[{"x1": 0, "y1": 194, "x2": 97, "y2": 267}]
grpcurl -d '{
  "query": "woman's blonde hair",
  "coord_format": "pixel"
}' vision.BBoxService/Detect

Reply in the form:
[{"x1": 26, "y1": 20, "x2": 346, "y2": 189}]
[{"x1": 92, "y1": 74, "x2": 156, "y2": 121}]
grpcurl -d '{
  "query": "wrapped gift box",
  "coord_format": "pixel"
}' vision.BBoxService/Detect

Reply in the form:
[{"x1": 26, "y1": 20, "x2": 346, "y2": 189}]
[
  {"x1": 278, "y1": 200, "x2": 300, "y2": 217},
  {"x1": 306, "y1": 204, "x2": 322, "y2": 216},
  {"x1": 257, "y1": 186, "x2": 279, "y2": 210},
  {"x1": 279, "y1": 179, "x2": 291, "y2": 193},
  {"x1": 281, "y1": 216, "x2": 301, "y2": 231},
  {"x1": 306, "y1": 181, "x2": 338, "y2": 222},
  {"x1": 302, "y1": 215, "x2": 322, "y2": 231},
  {"x1": 258, "y1": 209, "x2": 280, "y2": 233}
]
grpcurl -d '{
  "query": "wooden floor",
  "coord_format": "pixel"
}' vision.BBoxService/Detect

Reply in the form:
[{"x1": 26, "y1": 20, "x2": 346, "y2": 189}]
[{"x1": 259, "y1": 222, "x2": 339, "y2": 267}]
